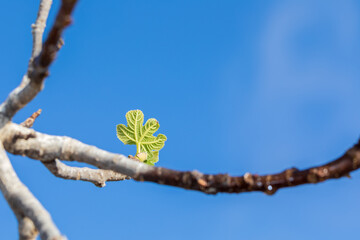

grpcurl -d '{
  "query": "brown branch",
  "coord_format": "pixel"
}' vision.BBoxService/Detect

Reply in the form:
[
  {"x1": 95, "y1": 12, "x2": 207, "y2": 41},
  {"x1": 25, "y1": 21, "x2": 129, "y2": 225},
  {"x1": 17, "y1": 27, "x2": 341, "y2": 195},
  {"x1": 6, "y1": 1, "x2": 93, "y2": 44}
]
[
  {"x1": 0, "y1": 0, "x2": 78, "y2": 128},
  {"x1": 20, "y1": 109, "x2": 42, "y2": 128},
  {"x1": 0, "y1": 0, "x2": 356, "y2": 236},
  {"x1": 134, "y1": 144, "x2": 359, "y2": 195},
  {"x1": 43, "y1": 159, "x2": 130, "y2": 187},
  {"x1": 2, "y1": 123, "x2": 359, "y2": 195}
]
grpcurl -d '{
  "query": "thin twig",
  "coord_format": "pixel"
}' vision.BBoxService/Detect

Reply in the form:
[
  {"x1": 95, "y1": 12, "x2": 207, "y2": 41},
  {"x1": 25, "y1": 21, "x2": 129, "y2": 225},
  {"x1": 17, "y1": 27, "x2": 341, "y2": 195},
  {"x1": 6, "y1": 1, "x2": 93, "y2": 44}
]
[
  {"x1": 2, "y1": 123, "x2": 359, "y2": 195},
  {"x1": 21, "y1": 109, "x2": 42, "y2": 128},
  {"x1": 0, "y1": 1, "x2": 53, "y2": 238}
]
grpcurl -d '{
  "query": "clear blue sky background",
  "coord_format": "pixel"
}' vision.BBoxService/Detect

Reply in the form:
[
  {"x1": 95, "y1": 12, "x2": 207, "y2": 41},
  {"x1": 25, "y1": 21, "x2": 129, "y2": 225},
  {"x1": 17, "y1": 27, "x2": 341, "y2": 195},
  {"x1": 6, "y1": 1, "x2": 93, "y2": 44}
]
[{"x1": 1, "y1": 0, "x2": 360, "y2": 239}]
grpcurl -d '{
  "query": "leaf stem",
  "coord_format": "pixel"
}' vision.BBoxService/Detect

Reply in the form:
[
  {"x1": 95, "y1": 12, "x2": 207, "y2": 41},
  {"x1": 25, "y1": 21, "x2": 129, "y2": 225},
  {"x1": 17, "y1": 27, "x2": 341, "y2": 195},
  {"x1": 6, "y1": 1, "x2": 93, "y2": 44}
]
[{"x1": 136, "y1": 143, "x2": 140, "y2": 155}]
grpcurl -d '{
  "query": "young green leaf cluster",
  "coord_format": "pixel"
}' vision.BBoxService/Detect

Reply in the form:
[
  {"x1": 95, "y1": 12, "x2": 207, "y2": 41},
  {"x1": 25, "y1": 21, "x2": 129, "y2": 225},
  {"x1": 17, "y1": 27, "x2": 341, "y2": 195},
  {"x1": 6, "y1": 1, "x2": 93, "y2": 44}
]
[{"x1": 116, "y1": 110, "x2": 167, "y2": 165}]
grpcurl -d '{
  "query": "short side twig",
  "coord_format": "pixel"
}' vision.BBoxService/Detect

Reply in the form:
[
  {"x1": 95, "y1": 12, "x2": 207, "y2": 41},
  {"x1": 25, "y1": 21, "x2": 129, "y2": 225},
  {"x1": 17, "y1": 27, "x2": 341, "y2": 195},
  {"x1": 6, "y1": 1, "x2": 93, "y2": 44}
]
[{"x1": 21, "y1": 109, "x2": 42, "y2": 128}]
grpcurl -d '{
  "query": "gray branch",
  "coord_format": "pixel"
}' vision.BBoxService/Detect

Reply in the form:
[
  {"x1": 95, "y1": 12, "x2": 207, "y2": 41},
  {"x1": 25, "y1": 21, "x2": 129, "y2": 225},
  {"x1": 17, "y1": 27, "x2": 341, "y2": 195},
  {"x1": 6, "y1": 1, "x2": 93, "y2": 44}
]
[
  {"x1": 20, "y1": 109, "x2": 128, "y2": 187},
  {"x1": 0, "y1": 0, "x2": 77, "y2": 129},
  {"x1": 0, "y1": 143, "x2": 65, "y2": 240},
  {"x1": 0, "y1": 0, "x2": 358, "y2": 237},
  {"x1": 1, "y1": 123, "x2": 152, "y2": 176},
  {"x1": 0, "y1": 0, "x2": 52, "y2": 127},
  {"x1": 30, "y1": 0, "x2": 53, "y2": 62},
  {"x1": 0, "y1": 0, "x2": 78, "y2": 238},
  {"x1": 43, "y1": 159, "x2": 130, "y2": 187},
  {"x1": 20, "y1": 109, "x2": 130, "y2": 187}
]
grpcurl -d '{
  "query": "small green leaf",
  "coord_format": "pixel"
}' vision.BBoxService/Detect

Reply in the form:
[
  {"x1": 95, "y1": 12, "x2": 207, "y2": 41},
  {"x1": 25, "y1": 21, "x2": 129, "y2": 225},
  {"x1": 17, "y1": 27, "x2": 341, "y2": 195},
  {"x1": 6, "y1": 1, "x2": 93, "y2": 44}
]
[
  {"x1": 144, "y1": 150, "x2": 159, "y2": 165},
  {"x1": 116, "y1": 110, "x2": 167, "y2": 165}
]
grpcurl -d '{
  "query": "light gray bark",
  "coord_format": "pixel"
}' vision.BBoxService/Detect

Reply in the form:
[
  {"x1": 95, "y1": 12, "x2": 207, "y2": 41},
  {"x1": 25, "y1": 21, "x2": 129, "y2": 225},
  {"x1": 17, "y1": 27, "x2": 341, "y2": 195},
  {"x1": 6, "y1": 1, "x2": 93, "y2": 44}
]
[
  {"x1": 0, "y1": 0, "x2": 358, "y2": 238},
  {"x1": 31, "y1": 0, "x2": 53, "y2": 62},
  {"x1": 16, "y1": 214, "x2": 38, "y2": 240},
  {"x1": 0, "y1": 144, "x2": 65, "y2": 240},
  {"x1": 1, "y1": 123, "x2": 152, "y2": 177},
  {"x1": 0, "y1": 0, "x2": 77, "y2": 238},
  {"x1": 43, "y1": 159, "x2": 130, "y2": 187}
]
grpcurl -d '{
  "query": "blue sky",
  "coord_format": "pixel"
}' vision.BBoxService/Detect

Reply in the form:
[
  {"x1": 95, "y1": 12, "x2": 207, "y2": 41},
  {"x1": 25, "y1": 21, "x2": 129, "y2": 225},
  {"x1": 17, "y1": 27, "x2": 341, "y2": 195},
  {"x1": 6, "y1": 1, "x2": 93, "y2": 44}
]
[{"x1": 1, "y1": 0, "x2": 360, "y2": 239}]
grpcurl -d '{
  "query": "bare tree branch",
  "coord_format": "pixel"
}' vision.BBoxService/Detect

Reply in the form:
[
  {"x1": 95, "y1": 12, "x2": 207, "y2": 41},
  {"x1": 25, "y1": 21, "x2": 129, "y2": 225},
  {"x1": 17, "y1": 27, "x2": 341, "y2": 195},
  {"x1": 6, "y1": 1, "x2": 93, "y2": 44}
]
[
  {"x1": 0, "y1": 0, "x2": 358, "y2": 236},
  {"x1": 31, "y1": 0, "x2": 78, "y2": 83},
  {"x1": 0, "y1": 1, "x2": 59, "y2": 238},
  {"x1": 1, "y1": 123, "x2": 151, "y2": 174},
  {"x1": 0, "y1": 0, "x2": 78, "y2": 129},
  {"x1": 19, "y1": 109, "x2": 128, "y2": 187},
  {"x1": 43, "y1": 159, "x2": 130, "y2": 187},
  {"x1": 21, "y1": 109, "x2": 42, "y2": 128},
  {"x1": 2, "y1": 123, "x2": 359, "y2": 195},
  {"x1": 0, "y1": 143, "x2": 65, "y2": 240}
]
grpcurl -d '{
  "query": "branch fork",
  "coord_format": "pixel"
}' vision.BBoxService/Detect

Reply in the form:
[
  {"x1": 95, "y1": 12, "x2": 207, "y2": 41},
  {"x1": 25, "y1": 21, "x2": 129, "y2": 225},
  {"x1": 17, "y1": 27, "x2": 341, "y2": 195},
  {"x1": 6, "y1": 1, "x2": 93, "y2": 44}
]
[{"x1": 0, "y1": 0, "x2": 358, "y2": 239}]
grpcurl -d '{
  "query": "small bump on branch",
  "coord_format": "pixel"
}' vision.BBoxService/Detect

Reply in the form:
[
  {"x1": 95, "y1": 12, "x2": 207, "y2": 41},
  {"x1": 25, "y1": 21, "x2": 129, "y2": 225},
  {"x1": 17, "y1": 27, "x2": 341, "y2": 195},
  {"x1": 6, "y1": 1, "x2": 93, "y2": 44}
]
[
  {"x1": 133, "y1": 140, "x2": 360, "y2": 194},
  {"x1": 3, "y1": 123, "x2": 360, "y2": 195}
]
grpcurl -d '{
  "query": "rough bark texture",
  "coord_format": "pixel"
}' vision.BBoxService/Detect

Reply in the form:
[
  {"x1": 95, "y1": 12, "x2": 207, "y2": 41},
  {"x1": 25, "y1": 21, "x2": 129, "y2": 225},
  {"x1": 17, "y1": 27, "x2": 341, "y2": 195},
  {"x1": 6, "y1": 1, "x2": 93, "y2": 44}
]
[
  {"x1": 1, "y1": 122, "x2": 359, "y2": 195},
  {"x1": 134, "y1": 142, "x2": 360, "y2": 194},
  {"x1": 0, "y1": 0, "x2": 77, "y2": 129},
  {"x1": 0, "y1": 0, "x2": 77, "y2": 239},
  {"x1": 30, "y1": 0, "x2": 53, "y2": 63},
  {"x1": 0, "y1": 144, "x2": 64, "y2": 240},
  {"x1": 0, "y1": 0, "x2": 358, "y2": 238},
  {"x1": 43, "y1": 159, "x2": 130, "y2": 187}
]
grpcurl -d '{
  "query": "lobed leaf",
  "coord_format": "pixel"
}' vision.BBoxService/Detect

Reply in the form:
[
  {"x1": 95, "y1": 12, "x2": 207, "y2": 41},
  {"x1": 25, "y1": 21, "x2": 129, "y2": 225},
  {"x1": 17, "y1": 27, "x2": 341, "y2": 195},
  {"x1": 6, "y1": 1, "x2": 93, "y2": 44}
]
[{"x1": 116, "y1": 110, "x2": 167, "y2": 165}]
